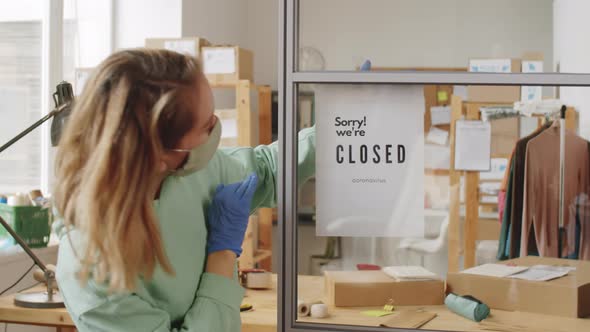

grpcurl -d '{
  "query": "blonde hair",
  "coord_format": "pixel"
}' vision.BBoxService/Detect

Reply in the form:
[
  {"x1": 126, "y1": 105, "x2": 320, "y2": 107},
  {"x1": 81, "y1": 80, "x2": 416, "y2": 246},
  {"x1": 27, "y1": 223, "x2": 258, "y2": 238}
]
[{"x1": 54, "y1": 49, "x2": 200, "y2": 291}]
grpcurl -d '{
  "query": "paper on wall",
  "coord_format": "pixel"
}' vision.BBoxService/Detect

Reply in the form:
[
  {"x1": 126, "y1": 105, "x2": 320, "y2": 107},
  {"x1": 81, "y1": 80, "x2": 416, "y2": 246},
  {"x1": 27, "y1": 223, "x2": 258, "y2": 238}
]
[
  {"x1": 164, "y1": 40, "x2": 197, "y2": 57},
  {"x1": 203, "y1": 48, "x2": 236, "y2": 74},
  {"x1": 315, "y1": 85, "x2": 425, "y2": 237},
  {"x1": 479, "y1": 158, "x2": 508, "y2": 180},
  {"x1": 430, "y1": 106, "x2": 451, "y2": 125},
  {"x1": 453, "y1": 85, "x2": 468, "y2": 100},
  {"x1": 454, "y1": 120, "x2": 491, "y2": 171},
  {"x1": 424, "y1": 144, "x2": 450, "y2": 170},
  {"x1": 461, "y1": 264, "x2": 529, "y2": 278},
  {"x1": 426, "y1": 127, "x2": 449, "y2": 146}
]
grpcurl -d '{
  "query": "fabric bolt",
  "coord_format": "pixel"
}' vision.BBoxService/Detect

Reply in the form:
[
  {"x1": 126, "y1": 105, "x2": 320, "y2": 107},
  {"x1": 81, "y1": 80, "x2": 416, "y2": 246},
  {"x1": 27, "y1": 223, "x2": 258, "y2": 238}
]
[
  {"x1": 53, "y1": 128, "x2": 316, "y2": 332},
  {"x1": 520, "y1": 125, "x2": 590, "y2": 259}
]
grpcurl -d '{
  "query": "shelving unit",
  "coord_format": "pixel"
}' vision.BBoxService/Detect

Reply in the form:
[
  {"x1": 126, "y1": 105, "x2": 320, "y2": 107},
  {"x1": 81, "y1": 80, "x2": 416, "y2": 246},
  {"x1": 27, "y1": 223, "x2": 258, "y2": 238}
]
[
  {"x1": 208, "y1": 77, "x2": 274, "y2": 270},
  {"x1": 448, "y1": 95, "x2": 578, "y2": 272}
]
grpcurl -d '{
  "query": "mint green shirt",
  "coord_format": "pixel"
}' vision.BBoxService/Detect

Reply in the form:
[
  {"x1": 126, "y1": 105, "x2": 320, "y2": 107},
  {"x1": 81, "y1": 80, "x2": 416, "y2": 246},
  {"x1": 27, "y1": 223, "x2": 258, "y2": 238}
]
[{"x1": 55, "y1": 128, "x2": 315, "y2": 332}]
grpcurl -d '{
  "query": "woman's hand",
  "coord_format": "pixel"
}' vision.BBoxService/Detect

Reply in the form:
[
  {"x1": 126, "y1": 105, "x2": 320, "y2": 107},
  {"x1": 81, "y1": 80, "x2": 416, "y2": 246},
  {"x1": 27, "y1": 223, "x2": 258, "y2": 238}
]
[{"x1": 206, "y1": 173, "x2": 258, "y2": 257}]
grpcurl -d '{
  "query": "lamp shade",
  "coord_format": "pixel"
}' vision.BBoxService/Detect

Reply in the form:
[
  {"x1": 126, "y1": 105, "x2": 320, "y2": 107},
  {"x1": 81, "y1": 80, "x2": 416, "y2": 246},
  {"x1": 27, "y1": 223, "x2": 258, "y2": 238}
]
[{"x1": 50, "y1": 81, "x2": 74, "y2": 147}]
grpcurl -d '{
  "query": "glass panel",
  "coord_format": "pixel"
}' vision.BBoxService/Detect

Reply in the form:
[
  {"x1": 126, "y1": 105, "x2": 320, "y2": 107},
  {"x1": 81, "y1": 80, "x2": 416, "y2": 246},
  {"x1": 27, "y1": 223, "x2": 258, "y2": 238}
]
[
  {"x1": 298, "y1": 0, "x2": 590, "y2": 74},
  {"x1": 294, "y1": 83, "x2": 590, "y2": 331},
  {"x1": 0, "y1": 2, "x2": 42, "y2": 194}
]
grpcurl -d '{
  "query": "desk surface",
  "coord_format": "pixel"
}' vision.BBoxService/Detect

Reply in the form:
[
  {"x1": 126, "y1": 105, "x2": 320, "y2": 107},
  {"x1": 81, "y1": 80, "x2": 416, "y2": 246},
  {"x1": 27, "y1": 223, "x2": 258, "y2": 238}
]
[{"x1": 1, "y1": 275, "x2": 589, "y2": 332}]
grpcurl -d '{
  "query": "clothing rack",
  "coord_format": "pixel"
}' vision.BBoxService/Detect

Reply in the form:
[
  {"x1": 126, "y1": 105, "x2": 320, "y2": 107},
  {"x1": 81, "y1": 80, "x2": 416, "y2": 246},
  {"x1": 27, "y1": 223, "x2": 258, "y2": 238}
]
[{"x1": 448, "y1": 96, "x2": 577, "y2": 272}]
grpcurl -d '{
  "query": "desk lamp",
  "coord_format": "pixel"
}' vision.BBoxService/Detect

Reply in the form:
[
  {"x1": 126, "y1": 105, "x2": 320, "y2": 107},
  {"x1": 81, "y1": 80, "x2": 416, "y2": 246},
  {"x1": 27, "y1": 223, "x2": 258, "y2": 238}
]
[{"x1": 0, "y1": 81, "x2": 73, "y2": 308}]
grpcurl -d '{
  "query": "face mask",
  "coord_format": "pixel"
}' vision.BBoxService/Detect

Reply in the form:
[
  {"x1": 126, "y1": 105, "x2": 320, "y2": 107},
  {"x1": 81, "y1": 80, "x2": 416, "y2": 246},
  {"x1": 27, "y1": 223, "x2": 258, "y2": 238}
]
[{"x1": 172, "y1": 119, "x2": 222, "y2": 176}]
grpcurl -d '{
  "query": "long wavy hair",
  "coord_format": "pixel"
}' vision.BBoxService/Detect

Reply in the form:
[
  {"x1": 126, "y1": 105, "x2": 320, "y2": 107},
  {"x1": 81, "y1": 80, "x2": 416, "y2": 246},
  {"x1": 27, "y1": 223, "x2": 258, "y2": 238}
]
[{"x1": 54, "y1": 49, "x2": 200, "y2": 291}]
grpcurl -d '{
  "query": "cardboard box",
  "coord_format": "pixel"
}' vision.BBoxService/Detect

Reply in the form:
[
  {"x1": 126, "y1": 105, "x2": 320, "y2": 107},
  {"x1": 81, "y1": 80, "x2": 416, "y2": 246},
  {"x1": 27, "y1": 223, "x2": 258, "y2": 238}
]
[
  {"x1": 467, "y1": 59, "x2": 521, "y2": 103},
  {"x1": 521, "y1": 60, "x2": 544, "y2": 102},
  {"x1": 145, "y1": 37, "x2": 210, "y2": 58},
  {"x1": 202, "y1": 46, "x2": 253, "y2": 85},
  {"x1": 216, "y1": 108, "x2": 239, "y2": 147},
  {"x1": 324, "y1": 270, "x2": 445, "y2": 307},
  {"x1": 447, "y1": 256, "x2": 590, "y2": 318}
]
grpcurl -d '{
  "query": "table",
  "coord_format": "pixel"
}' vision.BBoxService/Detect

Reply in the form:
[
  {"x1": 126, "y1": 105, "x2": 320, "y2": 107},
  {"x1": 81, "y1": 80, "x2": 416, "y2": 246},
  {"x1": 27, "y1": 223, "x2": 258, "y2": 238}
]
[
  {"x1": 242, "y1": 275, "x2": 590, "y2": 332},
  {"x1": 1, "y1": 276, "x2": 589, "y2": 332}
]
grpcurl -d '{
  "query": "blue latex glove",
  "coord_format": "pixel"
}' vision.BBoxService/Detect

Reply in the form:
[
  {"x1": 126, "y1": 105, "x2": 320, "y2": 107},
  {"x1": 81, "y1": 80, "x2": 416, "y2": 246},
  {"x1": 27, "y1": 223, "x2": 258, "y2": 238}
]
[{"x1": 206, "y1": 173, "x2": 258, "y2": 256}]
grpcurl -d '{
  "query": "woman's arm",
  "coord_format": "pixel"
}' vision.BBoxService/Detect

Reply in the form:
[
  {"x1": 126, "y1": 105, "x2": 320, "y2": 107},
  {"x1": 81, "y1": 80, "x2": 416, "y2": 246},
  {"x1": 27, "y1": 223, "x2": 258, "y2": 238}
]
[
  {"x1": 219, "y1": 126, "x2": 316, "y2": 209},
  {"x1": 57, "y1": 235, "x2": 245, "y2": 332}
]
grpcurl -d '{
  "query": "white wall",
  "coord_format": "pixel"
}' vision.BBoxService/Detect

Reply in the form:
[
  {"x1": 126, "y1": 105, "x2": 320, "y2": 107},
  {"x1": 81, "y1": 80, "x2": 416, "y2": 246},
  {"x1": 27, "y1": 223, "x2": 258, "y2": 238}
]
[
  {"x1": 554, "y1": 0, "x2": 590, "y2": 139},
  {"x1": 67, "y1": 1, "x2": 113, "y2": 67},
  {"x1": 181, "y1": 0, "x2": 247, "y2": 46},
  {"x1": 245, "y1": 0, "x2": 278, "y2": 88},
  {"x1": 300, "y1": 0, "x2": 553, "y2": 70},
  {"x1": 246, "y1": 0, "x2": 554, "y2": 89},
  {"x1": 114, "y1": 0, "x2": 182, "y2": 49}
]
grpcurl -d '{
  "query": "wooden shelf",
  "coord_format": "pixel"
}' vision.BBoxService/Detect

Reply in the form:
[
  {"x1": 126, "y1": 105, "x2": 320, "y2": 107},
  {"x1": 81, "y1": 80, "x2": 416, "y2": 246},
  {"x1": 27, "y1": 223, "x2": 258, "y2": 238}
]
[{"x1": 253, "y1": 249, "x2": 272, "y2": 264}]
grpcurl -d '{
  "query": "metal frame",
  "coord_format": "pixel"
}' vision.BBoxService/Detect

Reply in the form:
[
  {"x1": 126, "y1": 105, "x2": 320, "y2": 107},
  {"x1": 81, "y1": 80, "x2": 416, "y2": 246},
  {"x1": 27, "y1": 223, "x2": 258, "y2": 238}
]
[
  {"x1": 278, "y1": 0, "x2": 590, "y2": 331},
  {"x1": 41, "y1": 0, "x2": 64, "y2": 195}
]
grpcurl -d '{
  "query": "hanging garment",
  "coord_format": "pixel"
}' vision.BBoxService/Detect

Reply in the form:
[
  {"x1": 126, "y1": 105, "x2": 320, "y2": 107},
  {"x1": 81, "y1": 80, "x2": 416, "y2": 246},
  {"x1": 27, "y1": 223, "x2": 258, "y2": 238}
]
[
  {"x1": 498, "y1": 148, "x2": 517, "y2": 225},
  {"x1": 520, "y1": 125, "x2": 590, "y2": 259},
  {"x1": 497, "y1": 159, "x2": 514, "y2": 260},
  {"x1": 507, "y1": 122, "x2": 552, "y2": 258}
]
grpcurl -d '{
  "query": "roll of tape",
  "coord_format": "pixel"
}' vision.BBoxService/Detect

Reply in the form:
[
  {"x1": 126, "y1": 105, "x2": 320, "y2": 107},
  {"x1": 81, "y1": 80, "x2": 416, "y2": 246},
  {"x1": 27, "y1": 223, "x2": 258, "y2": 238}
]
[
  {"x1": 245, "y1": 271, "x2": 272, "y2": 289},
  {"x1": 444, "y1": 293, "x2": 490, "y2": 322},
  {"x1": 310, "y1": 303, "x2": 329, "y2": 319},
  {"x1": 297, "y1": 300, "x2": 310, "y2": 317}
]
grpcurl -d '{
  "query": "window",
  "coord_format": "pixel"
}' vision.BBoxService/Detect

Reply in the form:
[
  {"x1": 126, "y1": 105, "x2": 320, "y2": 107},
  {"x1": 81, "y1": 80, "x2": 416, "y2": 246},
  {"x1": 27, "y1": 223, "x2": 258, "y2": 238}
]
[
  {"x1": 0, "y1": 3, "x2": 43, "y2": 195},
  {"x1": 280, "y1": 1, "x2": 590, "y2": 331},
  {"x1": 0, "y1": 0, "x2": 112, "y2": 196}
]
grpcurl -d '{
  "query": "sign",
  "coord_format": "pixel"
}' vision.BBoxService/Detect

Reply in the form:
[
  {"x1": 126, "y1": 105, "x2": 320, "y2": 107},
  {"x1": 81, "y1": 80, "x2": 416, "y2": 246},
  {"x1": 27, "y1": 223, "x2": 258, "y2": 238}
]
[{"x1": 315, "y1": 85, "x2": 425, "y2": 237}]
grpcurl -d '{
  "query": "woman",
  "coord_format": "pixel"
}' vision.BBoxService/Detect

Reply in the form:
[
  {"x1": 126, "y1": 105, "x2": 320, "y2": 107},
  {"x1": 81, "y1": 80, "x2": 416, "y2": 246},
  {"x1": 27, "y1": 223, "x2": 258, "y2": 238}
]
[{"x1": 53, "y1": 49, "x2": 315, "y2": 331}]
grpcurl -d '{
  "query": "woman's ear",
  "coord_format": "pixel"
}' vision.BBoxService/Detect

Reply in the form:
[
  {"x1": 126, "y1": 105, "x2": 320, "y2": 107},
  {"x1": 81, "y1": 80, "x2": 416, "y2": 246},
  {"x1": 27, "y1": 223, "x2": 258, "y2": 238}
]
[{"x1": 159, "y1": 160, "x2": 168, "y2": 172}]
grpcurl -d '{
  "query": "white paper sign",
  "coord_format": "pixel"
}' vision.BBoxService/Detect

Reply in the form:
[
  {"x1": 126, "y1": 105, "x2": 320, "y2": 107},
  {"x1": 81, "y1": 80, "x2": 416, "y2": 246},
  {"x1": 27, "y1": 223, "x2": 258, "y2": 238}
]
[
  {"x1": 430, "y1": 106, "x2": 451, "y2": 125},
  {"x1": 203, "y1": 48, "x2": 236, "y2": 74},
  {"x1": 315, "y1": 85, "x2": 425, "y2": 237},
  {"x1": 164, "y1": 40, "x2": 197, "y2": 57},
  {"x1": 454, "y1": 120, "x2": 492, "y2": 171}
]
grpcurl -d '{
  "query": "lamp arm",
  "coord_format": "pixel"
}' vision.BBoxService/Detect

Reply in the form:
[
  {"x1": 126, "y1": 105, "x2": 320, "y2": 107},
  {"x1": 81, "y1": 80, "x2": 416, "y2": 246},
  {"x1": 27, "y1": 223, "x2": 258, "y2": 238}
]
[
  {"x1": 0, "y1": 105, "x2": 66, "y2": 154},
  {"x1": 0, "y1": 215, "x2": 48, "y2": 272}
]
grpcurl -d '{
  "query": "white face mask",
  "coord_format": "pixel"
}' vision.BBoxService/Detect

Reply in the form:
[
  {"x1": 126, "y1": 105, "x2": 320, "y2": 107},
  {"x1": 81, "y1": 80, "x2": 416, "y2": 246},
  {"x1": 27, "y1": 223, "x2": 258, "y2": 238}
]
[{"x1": 172, "y1": 119, "x2": 222, "y2": 176}]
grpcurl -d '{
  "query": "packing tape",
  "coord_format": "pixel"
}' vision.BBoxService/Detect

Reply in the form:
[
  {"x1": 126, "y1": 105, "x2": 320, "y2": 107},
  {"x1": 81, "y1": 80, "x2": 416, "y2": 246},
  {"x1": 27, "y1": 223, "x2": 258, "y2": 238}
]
[
  {"x1": 297, "y1": 300, "x2": 310, "y2": 317},
  {"x1": 310, "y1": 303, "x2": 329, "y2": 318}
]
